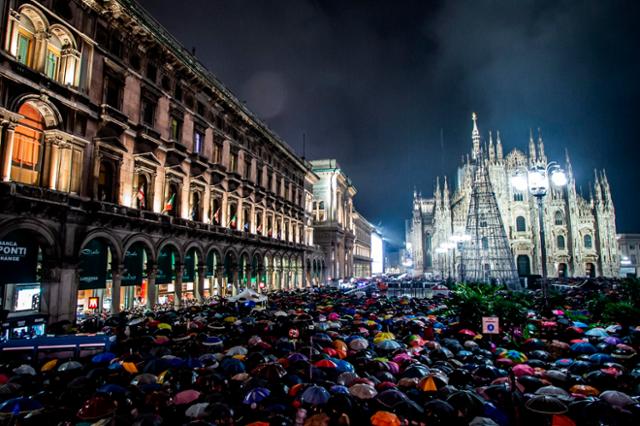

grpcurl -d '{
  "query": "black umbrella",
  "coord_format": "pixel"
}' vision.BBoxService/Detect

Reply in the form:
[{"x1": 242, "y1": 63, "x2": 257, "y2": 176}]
[
  {"x1": 446, "y1": 390, "x2": 485, "y2": 415},
  {"x1": 525, "y1": 395, "x2": 568, "y2": 415},
  {"x1": 423, "y1": 399, "x2": 456, "y2": 425}
]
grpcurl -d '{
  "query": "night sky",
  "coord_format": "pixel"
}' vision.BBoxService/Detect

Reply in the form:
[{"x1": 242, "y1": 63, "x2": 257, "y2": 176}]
[{"x1": 139, "y1": 0, "x2": 640, "y2": 244}]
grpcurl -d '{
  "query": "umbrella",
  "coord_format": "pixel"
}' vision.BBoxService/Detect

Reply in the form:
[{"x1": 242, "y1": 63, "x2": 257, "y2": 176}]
[
  {"x1": 554, "y1": 358, "x2": 574, "y2": 368},
  {"x1": 131, "y1": 373, "x2": 158, "y2": 386},
  {"x1": 97, "y1": 384, "x2": 127, "y2": 395},
  {"x1": 570, "y1": 342, "x2": 597, "y2": 354},
  {"x1": 40, "y1": 359, "x2": 58, "y2": 372},
  {"x1": 523, "y1": 338, "x2": 546, "y2": 350},
  {"x1": 330, "y1": 385, "x2": 349, "y2": 394},
  {"x1": 370, "y1": 410, "x2": 401, "y2": 426},
  {"x1": 349, "y1": 337, "x2": 369, "y2": 351},
  {"x1": 300, "y1": 385, "x2": 330, "y2": 405},
  {"x1": 243, "y1": 387, "x2": 271, "y2": 405},
  {"x1": 185, "y1": 402, "x2": 210, "y2": 418},
  {"x1": 569, "y1": 385, "x2": 599, "y2": 397},
  {"x1": 76, "y1": 395, "x2": 117, "y2": 420},
  {"x1": 499, "y1": 350, "x2": 527, "y2": 364},
  {"x1": 334, "y1": 360, "x2": 355, "y2": 373},
  {"x1": 589, "y1": 353, "x2": 614, "y2": 365},
  {"x1": 376, "y1": 340, "x2": 402, "y2": 351},
  {"x1": 174, "y1": 389, "x2": 201, "y2": 405},
  {"x1": 376, "y1": 389, "x2": 408, "y2": 408},
  {"x1": 599, "y1": 390, "x2": 635, "y2": 408},
  {"x1": 572, "y1": 321, "x2": 589, "y2": 328},
  {"x1": 315, "y1": 359, "x2": 338, "y2": 369},
  {"x1": 0, "y1": 397, "x2": 43, "y2": 415},
  {"x1": 535, "y1": 385, "x2": 570, "y2": 398},
  {"x1": 585, "y1": 328, "x2": 608, "y2": 338},
  {"x1": 254, "y1": 363, "x2": 287, "y2": 381},
  {"x1": 226, "y1": 346, "x2": 248, "y2": 356},
  {"x1": 349, "y1": 383, "x2": 378, "y2": 399},
  {"x1": 446, "y1": 390, "x2": 485, "y2": 413},
  {"x1": 58, "y1": 361, "x2": 83, "y2": 372},
  {"x1": 459, "y1": 329, "x2": 478, "y2": 337},
  {"x1": 525, "y1": 395, "x2": 568, "y2": 415},
  {"x1": 13, "y1": 365, "x2": 36, "y2": 376},
  {"x1": 92, "y1": 352, "x2": 116, "y2": 364},
  {"x1": 511, "y1": 364, "x2": 534, "y2": 377},
  {"x1": 374, "y1": 332, "x2": 396, "y2": 343}
]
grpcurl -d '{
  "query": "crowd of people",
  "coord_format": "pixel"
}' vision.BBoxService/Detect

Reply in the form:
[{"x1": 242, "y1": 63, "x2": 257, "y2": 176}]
[{"x1": 0, "y1": 285, "x2": 638, "y2": 425}]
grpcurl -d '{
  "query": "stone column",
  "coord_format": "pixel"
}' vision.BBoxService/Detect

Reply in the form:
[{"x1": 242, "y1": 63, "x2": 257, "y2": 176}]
[
  {"x1": 266, "y1": 266, "x2": 273, "y2": 291},
  {"x1": 1, "y1": 124, "x2": 16, "y2": 182},
  {"x1": 46, "y1": 137, "x2": 61, "y2": 190},
  {"x1": 33, "y1": 30, "x2": 50, "y2": 72},
  {"x1": 174, "y1": 264, "x2": 184, "y2": 308},
  {"x1": 146, "y1": 264, "x2": 158, "y2": 310},
  {"x1": 41, "y1": 261, "x2": 79, "y2": 324},
  {"x1": 231, "y1": 267, "x2": 239, "y2": 296},
  {"x1": 196, "y1": 264, "x2": 206, "y2": 302},
  {"x1": 110, "y1": 263, "x2": 123, "y2": 314},
  {"x1": 215, "y1": 266, "x2": 224, "y2": 297}
]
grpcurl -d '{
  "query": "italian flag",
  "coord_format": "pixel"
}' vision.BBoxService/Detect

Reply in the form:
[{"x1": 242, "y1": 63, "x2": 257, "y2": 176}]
[
  {"x1": 163, "y1": 193, "x2": 175, "y2": 214},
  {"x1": 229, "y1": 214, "x2": 237, "y2": 229}
]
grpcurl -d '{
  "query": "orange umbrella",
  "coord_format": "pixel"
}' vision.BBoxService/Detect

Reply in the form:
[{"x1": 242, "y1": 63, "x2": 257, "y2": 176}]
[
  {"x1": 370, "y1": 411, "x2": 401, "y2": 426},
  {"x1": 41, "y1": 359, "x2": 58, "y2": 372},
  {"x1": 569, "y1": 385, "x2": 599, "y2": 396}
]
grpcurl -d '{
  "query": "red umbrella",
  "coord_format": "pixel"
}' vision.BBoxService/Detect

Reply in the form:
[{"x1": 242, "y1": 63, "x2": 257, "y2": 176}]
[
  {"x1": 315, "y1": 359, "x2": 338, "y2": 369},
  {"x1": 458, "y1": 329, "x2": 477, "y2": 337}
]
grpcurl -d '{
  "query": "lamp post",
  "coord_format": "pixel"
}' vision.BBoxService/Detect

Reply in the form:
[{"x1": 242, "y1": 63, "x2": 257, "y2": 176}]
[{"x1": 511, "y1": 162, "x2": 567, "y2": 306}]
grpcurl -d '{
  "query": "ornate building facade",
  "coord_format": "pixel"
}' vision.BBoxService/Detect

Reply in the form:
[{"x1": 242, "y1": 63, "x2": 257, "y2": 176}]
[
  {"x1": 0, "y1": 0, "x2": 326, "y2": 325},
  {"x1": 408, "y1": 114, "x2": 619, "y2": 280},
  {"x1": 310, "y1": 159, "x2": 356, "y2": 281},
  {"x1": 353, "y1": 208, "x2": 374, "y2": 278}
]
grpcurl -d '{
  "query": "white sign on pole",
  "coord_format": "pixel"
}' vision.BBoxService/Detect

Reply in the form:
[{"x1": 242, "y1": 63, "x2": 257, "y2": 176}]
[{"x1": 482, "y1": 316, "x2": 500, "y2": 334}]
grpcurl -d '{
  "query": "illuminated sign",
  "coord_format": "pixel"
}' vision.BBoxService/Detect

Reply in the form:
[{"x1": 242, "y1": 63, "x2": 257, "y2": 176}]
[{"x1": 88, "y1": 297, "x2": 99, "y2": 310}]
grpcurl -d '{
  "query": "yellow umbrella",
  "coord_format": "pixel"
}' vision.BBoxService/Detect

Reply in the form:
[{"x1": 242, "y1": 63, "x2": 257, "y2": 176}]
[
  {"x1": 158, "y1": 370, "x2": 169, "y2": 384},
  {"x1": 374, "y1": 332, "x2": 395, "y2": 344},
  {"x1": 41, "y1": 359, "x2": 58, "y2": 372},
  {"x1": 224, "y1": 316, "x2": 237, "y2": 323},
  {"x1": 157, "y1": 323, "x2": 172, "y2": 331}
]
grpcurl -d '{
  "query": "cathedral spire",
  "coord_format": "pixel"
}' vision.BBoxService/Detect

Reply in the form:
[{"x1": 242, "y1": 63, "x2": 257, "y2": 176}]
[
  {"x1": 472, "y1": 112, "x2": 481, "y2": 160},
  {"x1": 496, "y1": 130, "x2": 503, "y2": 160},
  {"x1": 601, "y1": 169, "x2": 613, "y2": 208},
  {"x1": 443, "y1": 175, "x2": 450, "y2": 207},
  {"x1": 488, "y1": 130, "x2": 495, "y2": 162},
  {"x1": 594, "y1": 170, "x2": 603, "y2": 205},
  {"x1": 435, "y1": 177, "x2": 441, "y2": 202},
  {"x1": 537, "y1": 128, "x2": 547, "y2": 163},
  {"x1": 529, "y1": 128, "x2": 537, "y2": 164}
]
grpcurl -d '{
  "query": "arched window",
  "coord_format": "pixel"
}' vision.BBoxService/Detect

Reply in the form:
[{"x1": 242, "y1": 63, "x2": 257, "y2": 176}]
[
  {"x1": 12, "y1": 102, "x2": 45, "y2": 185},
  {"x1": 556, "y1": 235, "x2": 566, "y2": 250},
  {"x1": 554, "y1": 211, "x2": 564, "y2": 225},
  {"x1": 558, "y1": 263, "x2": 567, "y2": 278},
  {"x1": 515, "y1": 216, "x2": 526, "y2": 232},
  {"x1": 481, "y1": 236, "x2": 489, "y2": 250},
  {"x1": 584, "y1": 234, "x2": 593, "y2": 249}
]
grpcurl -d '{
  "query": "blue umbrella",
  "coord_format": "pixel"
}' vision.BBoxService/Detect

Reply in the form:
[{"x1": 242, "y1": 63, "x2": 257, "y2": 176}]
[
  {"x1": 92, "y1": 352, "x2": 116, "y2": 364},
  {"x1": 585, "y1": 328, "x2": 609, "y2": 338},
  {"x1": 589, "y1": 353, "x2": 615, "y2": 365},
  {"x1": 97, "y1": 384, "x2": 127, "y2": 395},
  {"x1": 571, "y1": 342, "x2": 597, "y2": 354},
  {"x1": 220, "y1": 358, "x2": 245, "y2": 375},
  {"x1": 376, "y1": 340, "x2": 402, "y2": 351},
  {"x1": 0, "y1": 397, "x2": 43, "y2": 414},
  {"x1": 334, "y1": 359, "x2": 355, "y2": 373},
  {"x1": 554, "y1": 358, "x2": 574, "y2": 368},
  {"x1": 572, "y1": 321, "x2": 589, "y2": 329},
  {"x1": 330, "y1": 385, "x2": 349, "y2": 394},
  {"x1": 301, "y1": 385, "x2": 331, "y2": 405},
  {"x1": 243, "y1": 387, "x2": 271, "y2": 405}
]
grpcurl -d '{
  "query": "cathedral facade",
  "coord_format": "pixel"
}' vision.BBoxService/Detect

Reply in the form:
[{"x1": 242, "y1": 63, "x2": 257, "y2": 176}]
[{"x1": 408, "y1": 114, "x2": 619, "y2": 280}]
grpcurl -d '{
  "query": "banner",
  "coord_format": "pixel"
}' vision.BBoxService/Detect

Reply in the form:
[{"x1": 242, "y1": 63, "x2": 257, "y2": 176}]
[
  {"x1": 122, "y1": 246, "x2": 145, "y2": 286},
  {"x1": 182, "y1": 251, "x2": 195, "y2": 282},
  {"x1": 0, "y1": 233, "x2": 39, "y2": 284},
  {"x1": 156, "y1": 249, "x2": 174, "y2": 284},
  {"x1": 79, "y1": 239, "x2": 108, "y2": 290},
  {"x1": 482, "y1": 316, "x2": 500, "y2": 334}
]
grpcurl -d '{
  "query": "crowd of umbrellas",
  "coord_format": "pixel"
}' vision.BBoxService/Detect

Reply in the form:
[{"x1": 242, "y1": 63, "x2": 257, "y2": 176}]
[{"x1": 0, "y1": 288, "x2": 639, "y2": 425}]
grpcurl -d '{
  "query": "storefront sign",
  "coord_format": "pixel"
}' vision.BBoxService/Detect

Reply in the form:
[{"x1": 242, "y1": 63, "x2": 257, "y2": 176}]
[
  {"x1": 0, "y1": 234, "x2": 39, "y2": 284},
  {"x1": 79, "y1": 239, "x2": 108, "y2": 290},
  {"x1": 122, "y1": 246, "x2": 144, "y2": 286},
  {"x1": 88, "y1": 296, "x2": 99, "y2": 310}
]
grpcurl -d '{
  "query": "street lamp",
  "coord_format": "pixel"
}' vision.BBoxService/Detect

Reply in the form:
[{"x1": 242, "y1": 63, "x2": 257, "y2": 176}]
[{"x1": 511, "y1": 162, "x2": 567, "y2": 305}]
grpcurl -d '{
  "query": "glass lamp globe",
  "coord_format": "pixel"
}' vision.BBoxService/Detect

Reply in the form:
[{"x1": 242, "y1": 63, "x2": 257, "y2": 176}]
[{"x1": 551, "y1": 170, "x2": 568, "y2": 187}]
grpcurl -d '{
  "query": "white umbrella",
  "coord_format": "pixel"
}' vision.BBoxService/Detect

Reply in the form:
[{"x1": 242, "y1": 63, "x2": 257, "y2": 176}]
[{"x1": 185, "y1": 402, "x2": 209, "y2": 418}]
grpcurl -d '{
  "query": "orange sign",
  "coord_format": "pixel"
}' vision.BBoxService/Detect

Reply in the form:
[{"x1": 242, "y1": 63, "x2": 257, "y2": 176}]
[{"x1": 88, "y1": 297, "x2": 99, "y2": 310}]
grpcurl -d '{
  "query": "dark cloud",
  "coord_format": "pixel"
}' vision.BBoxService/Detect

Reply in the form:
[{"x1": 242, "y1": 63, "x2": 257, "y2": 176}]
[{"x1": 139, "y1": 0, "x2": 640, "y2": 242}]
